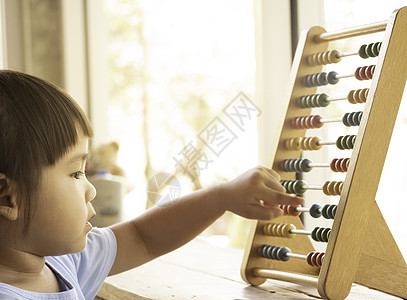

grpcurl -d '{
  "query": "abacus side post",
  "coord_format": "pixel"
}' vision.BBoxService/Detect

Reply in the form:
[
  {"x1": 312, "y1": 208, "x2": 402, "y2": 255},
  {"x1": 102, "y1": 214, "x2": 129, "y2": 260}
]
[{"x1": 317, "y1": 7, "x2": 407, "y2": 300}]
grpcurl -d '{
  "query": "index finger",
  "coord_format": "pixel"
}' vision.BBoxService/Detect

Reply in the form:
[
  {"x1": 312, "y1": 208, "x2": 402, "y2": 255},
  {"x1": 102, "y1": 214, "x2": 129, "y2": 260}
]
[{"x1": 262, "y1": 190, "x2": 304, "y2": 207}]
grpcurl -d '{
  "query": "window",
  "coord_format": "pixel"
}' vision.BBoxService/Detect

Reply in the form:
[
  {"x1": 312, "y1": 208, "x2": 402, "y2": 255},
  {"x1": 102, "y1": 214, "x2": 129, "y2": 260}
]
[{"x1": 103, "y1": 0, "x2": 257, "y2": 231}]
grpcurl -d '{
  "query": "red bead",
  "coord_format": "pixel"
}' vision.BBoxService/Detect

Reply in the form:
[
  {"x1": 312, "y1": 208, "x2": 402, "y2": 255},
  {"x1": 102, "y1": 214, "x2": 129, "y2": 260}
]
[{"x1": 287, "y1": 205, "x2": 301, "y2": 217}]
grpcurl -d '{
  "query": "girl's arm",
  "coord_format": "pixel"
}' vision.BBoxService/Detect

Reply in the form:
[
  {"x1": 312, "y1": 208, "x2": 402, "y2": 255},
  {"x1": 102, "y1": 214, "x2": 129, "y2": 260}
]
[{"x1": 108, "y1": 167, "x2": 303, "y2": 276}]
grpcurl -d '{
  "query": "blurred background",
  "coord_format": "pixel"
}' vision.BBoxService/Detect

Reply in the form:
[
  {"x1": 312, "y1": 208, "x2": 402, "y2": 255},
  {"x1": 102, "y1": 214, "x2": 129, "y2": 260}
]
[{"x1": 1, "y1": 0, "x2": 406, "y2": 251}]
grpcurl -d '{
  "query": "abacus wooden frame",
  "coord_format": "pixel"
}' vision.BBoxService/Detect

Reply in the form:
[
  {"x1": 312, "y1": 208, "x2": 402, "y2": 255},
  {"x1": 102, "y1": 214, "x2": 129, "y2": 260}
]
[{"x1": 241, "y1": 7, "x2": 407, "y2": 300}]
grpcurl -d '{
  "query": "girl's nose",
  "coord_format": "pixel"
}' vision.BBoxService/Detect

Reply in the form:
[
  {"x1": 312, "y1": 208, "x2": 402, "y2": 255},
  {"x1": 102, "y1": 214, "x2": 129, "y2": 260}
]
[{"x1": 86, "y1": 180, "x2": 97, "y2": 203}]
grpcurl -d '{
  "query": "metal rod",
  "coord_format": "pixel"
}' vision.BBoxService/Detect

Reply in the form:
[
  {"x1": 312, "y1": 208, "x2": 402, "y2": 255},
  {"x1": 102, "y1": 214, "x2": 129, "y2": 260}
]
[
  {"x1": 315, "y1": 21, "x2": 387, "y2": 43},
  {"x1": 336, "y1": 51, "x2": 358, "y2": 58},
  {"x1": 287, "y1": 252, "x2": 307, "y2": 260},
  {"x1": 308, "y1": 162, "x2": 330, "y2": 168},
  {"x1": 302, "y1": 184, "x2": 322, "y2": 190},
  {"x1": 295, "y1": 206, "x2": 310, "y2": 213},
  {"x1": 317, "y1": 141, "x2": 336, "y2": 146},
  {"x1": 253, "y1": 269, "x2": 319, "y2": 287},
  {"x1": 335, "y1": 73, "x2": 354, "y2": 79},
  {"x1": 290, "y1": 229, "x2": 312, "y2": 236},
  {"x1": 295, "y1": 206, "x2": 322, "y2": 215},
  {"x1": 327, "y1": 96, "x2": 347, "y2": 102},
  {"x1": 320, "y1": 117, "x2": 342, "y2": 123}
]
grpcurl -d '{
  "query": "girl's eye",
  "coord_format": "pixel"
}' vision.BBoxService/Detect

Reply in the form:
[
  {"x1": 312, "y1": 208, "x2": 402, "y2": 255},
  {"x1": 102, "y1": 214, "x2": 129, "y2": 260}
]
[{"x1": 72, "y1": 171, "x2": 85, "y2": 179}]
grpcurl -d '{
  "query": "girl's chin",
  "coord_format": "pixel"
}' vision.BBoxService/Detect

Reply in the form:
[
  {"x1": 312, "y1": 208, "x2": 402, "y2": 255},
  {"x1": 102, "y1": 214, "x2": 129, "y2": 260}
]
[{"x1": 85, "y1": 221, "x2": 93, "y2": 232}]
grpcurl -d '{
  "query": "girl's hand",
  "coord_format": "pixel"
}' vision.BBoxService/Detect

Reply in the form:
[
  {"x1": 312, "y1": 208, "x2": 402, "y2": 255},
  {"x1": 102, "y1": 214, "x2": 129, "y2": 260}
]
[{"x1": 218, "y1": 167, "x2": 304, "y2": 220}]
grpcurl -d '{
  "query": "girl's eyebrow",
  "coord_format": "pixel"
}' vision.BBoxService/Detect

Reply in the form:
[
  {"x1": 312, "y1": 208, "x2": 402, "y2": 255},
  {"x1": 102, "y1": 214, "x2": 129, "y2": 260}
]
[{"x1": 67, "y1": 153, "x2": 88, "y2": 165}]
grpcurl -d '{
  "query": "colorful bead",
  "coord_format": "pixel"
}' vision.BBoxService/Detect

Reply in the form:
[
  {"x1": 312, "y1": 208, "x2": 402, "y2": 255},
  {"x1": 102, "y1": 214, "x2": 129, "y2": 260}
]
[
  {"x1": 359, "y1": 44, "x2": 368, "y2": 59},
  {"x1": 342, "y1": 111, "x2": 362, "y2": 126},
  {"x1": 348, "y1": 88, "x2": 369, "y2": 104},
  {"x1": 327, "y1": 71, "x2": 339, "y2": 84},
  {"x1": 307, "y1": 49, "x2": 341, "y2": 66},
  {"x1": 330, "y1": 158, "x2": 350, "y2": 172},
  {"x1": 306, "y1": 137, "x2": 322, "y2": 150},
  {"x1": 280, "y1": 180, "x2": 306, "y2": 194},
  {"x1": 258, "y1": 245, "x2": 291, "y2": 261},
  {"x1": 263, "y1": 223, "x2": 296, "y2": 238},
  {"x1": 297, "y1": 93, "x2": 330, "y2": 108},
  {"x1": 336, "y1": 135, "x2": 356, "y2": 150},
  {"x1": 306, "y1": 251, "x2": 325, "y2": 267},
  {"x1": 359, "y1": 42, "x2": 382, "y2": 59},
  {"x1": 287, "y1": 205, "x2": 299, "y2": 216},
  {"x1": 280, "y1": 158, "x2": 312, "y2": 173},
  {"x1": 285, "y1": 137, "x2": 322, "y2": 151},
  {"x1": 311, "y1": 227, "x2": 331, "y2": 242},
  {"x1": 322, "y1": 181, "x2": 343, "y2": 196},
  {"x1": 354, "y1": 65, "x2": 375, "y2": 80},
  {"x1": 309, "y1": 204, "x2": 322, "y2": 218},
  {"x1": 280, "y1": 204, "x2": 301, "y2": 217},
  {"x1": 322, "y1": 204, "x2": 337, "y2": 219},
  {"x1": 291, "y1": 115, "x2": 323, "y2": 129},
  {"x1": 285, "y1": 137, "x2": 301, "y2": 151},
  {"x1": 303, "y1": 71, "x2": 339, "y2": 87}
]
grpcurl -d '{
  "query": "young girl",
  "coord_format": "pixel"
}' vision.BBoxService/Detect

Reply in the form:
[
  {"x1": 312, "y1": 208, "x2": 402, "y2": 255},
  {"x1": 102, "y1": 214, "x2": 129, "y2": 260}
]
[{"x1": 0, "y1": 70, "x2": 303, "y2": 299}]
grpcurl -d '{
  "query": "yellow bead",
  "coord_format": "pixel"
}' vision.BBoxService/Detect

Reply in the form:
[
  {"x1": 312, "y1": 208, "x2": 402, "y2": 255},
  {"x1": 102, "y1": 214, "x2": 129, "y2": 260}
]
[
  {"x1": 300, "y1": 137, "x2": 309, "y2": 150},
  {"x1": 322, "y1": 181, "x2": 343, "y2": 195},
  {"x1": 338, "y1": 181, "x2": 344, "y2": 194},
  {"x1": 329, "y1": 181, "x2": 338, "y2": 195},
  {"x1": 348, "y1": 90, "x2": 357, "y2": 104},
  {"x1": 308, "y1": 54, "x2": 317, "y2": 66},
  {"x1": 316, "y1": 52, "x2": 324, "y2": 64},
  {"x1": 310, "y1": 137, "x2": 322, "y2": 150},
  {"x1": 321, "y1": 52, "x2": 330, "y2": 64},
  {"x1": 285, "y1": 137, "x2": 301, "y2": 150},
  {"x1": 282, "y1": 224, "x2": 296, "y2": 238},
  {"x1": 328, "y1": 50, "x2": 341, "y2": 64},
  {"x1": 263, "y1": 224, "x2": 271, "y2": 235},
  {"x1": 322, "y1": 181, "x2": 329, "y2": 195},
  {"x1": 360, "y1": 88, "x2": 369, "y2": 102},
  {"x1": 275, "y1": 223, "x2": 284, "y2": 236}
]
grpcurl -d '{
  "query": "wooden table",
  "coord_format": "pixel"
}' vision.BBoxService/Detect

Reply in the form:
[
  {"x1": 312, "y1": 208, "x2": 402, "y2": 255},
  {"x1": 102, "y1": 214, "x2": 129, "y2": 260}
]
[{"x1": 96, "y1": 237, "x2": 400, "y2": 299}]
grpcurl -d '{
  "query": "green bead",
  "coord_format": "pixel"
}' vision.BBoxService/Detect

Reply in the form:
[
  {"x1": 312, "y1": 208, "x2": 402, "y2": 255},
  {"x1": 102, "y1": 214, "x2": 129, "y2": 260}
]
[
  {"x1": 336, "y1": 136, "x2": 345, "y2": 150},
  {"x1": 372, "y1": 42, "x2": 381, "y2": 57},
  {"x1": 321, "y1": 228, "x2": 330, "y2": 242},
  {"x1": 280, "y1": 180, "x2": 288, "y2": 192},
  {"x1": 293, "y1": 180, "x2": 306, "y2": 194},
  {"x1": 359, "y1": 44, "x2": 369, "y2": 59},
  {"x1": 366, "y1": 43, "x2": 375, "y2": 58},
  {"x1": 344, "y1": 135, "x2": 353, "y2": 149},
  {"x1": 315, "y1": 228, "x2": 322, "y2": 241},
  {"x1": 317, "y1": 93, "x2": 330, "y2": 107},
  {"x1": 311, "y1": 227, "x2": 319, "y2": 241}
]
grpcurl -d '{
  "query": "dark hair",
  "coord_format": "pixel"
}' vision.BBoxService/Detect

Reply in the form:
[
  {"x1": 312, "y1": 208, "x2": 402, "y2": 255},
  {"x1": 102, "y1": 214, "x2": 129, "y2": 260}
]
[{"x1": 0, "y1": 70, "x2": 93, "y2": 235}]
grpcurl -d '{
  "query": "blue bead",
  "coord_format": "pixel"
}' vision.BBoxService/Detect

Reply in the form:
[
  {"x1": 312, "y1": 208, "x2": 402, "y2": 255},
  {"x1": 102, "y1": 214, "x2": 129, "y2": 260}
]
[{"x1": 310, "y1": 204, "x2": 322, "y2": 218}]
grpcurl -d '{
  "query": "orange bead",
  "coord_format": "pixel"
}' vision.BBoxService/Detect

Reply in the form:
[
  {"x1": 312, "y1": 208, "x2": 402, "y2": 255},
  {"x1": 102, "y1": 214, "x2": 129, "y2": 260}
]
[{"x1": 287, "y1": 205, "x2": 301, "y2": 217}]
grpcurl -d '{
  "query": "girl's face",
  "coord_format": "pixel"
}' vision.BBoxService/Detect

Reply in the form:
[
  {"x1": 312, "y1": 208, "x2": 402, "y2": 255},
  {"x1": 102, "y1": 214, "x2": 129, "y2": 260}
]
[{"x1": 22, "y1": 135, "x2": 97, "y2": 256}]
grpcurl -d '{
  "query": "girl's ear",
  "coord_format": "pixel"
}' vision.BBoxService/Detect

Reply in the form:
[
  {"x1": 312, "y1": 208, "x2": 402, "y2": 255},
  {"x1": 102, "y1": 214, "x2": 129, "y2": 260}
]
[{"x1": 0, "y1": 174, "x2": 19, "y2": 221}]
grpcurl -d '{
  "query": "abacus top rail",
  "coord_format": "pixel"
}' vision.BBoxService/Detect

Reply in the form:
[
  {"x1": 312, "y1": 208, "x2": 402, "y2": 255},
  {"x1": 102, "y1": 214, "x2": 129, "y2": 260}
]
[{"x1": 315, "y1": 21, "x2": 387, "y2": 43}]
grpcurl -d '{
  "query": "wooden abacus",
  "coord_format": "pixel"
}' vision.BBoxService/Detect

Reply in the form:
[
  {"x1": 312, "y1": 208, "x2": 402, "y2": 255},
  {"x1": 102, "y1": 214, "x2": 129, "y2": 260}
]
[{"x1": 241, "y1": 7, "x2": 407, "y2": 300}]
